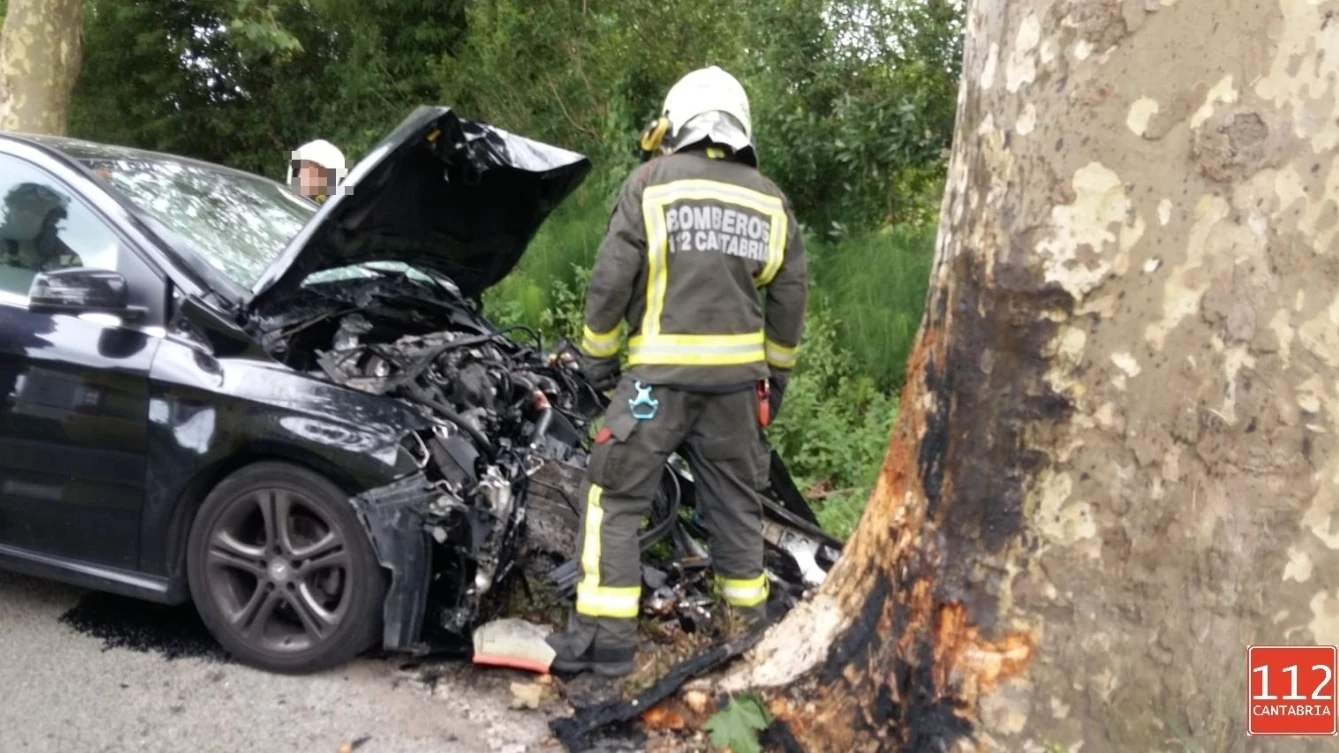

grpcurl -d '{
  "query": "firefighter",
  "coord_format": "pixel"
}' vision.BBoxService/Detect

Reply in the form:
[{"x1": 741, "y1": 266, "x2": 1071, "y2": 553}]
[
  {"x1": 287, "y1": 139, "x2": 346, "y2": 204},
  {"x1": 546, "y1": 66, "x2": 807, "y2": 677}
]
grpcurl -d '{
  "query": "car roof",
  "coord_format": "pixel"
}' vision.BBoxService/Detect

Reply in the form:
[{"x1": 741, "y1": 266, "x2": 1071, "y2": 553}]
[{"x1": 0, "y1": 132, "x2": 285, "y2": 187}]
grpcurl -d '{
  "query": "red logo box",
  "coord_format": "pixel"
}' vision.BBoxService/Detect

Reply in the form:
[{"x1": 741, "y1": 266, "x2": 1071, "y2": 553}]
[{"x1": 1248, "y1": 645, "x2": 1338, "y2": 736}]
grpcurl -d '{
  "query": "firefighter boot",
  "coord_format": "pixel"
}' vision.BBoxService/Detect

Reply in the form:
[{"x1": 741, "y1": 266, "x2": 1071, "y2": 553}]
[{"x1": 545, "y1": 614, "x2": 636, "y2": 678}]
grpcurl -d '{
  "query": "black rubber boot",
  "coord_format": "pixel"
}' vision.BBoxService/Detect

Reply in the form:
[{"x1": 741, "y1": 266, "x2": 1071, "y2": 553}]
[{"x1": 546, "y1": 631, "x2": 635, "y2": 678}]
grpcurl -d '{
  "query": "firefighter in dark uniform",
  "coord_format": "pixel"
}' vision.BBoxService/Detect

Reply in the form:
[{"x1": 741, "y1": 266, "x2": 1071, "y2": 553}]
[{"x1": 547, "y1": 66, "x2": 807, "y2": 677}]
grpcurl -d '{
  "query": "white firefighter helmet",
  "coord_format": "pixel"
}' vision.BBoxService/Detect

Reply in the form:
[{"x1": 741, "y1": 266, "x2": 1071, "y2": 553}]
[
  {"x1": 287, "y1": 139, "x2": 347, "y2": 193},
  {"x1": 660, "y1": 66, "x2": 753, "y2": 157}
]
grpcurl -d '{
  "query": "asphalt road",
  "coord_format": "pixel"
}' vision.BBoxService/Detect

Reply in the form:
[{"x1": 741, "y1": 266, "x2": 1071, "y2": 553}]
[{"x1": 0, "y1": 570, "x2": 556, "y2": 753}]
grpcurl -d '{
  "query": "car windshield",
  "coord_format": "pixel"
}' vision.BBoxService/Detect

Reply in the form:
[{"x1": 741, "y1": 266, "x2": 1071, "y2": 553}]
[{"x1": 57, "y1": 143, "x2": 317, "y2": 289}]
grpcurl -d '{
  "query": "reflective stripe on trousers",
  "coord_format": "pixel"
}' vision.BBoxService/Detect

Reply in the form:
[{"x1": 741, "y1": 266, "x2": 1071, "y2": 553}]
[
  {"x1": 715, "y1": 572, "x2": 769, "y2": 608},
  {"x1": 575, "y1": 484, "x2": 641, "y2": 618}
]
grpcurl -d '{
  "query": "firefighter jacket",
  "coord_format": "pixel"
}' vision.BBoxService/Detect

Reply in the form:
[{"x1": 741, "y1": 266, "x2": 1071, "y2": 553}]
[{"x1": 578, "y1": 150, "x2": 807, "y2": 388}]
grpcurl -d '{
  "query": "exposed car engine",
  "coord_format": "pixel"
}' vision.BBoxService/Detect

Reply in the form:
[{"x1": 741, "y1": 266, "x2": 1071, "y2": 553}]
[
  {"x1": 249, "y1": 270, "x2": 605, "y2": 644},
  {"x1": 249, "y1": 267, "x2": 841, "y2": 655}
]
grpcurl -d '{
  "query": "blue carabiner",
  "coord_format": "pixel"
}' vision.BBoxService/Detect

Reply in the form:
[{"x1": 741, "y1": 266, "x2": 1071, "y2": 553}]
[{"x1": 628, "y1": 380, "x2": 660, "y2": 421}]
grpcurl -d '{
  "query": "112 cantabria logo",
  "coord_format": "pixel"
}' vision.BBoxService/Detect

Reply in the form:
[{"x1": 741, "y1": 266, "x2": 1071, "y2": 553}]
[{"x1": 1247, "y1": 645, "x2": 1338, "y2": 736}]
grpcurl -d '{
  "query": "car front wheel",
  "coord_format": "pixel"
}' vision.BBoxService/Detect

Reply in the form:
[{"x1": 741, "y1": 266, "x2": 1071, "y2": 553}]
[{"x1": 186, "y1": 462, "x2": 386, "y2": 674}]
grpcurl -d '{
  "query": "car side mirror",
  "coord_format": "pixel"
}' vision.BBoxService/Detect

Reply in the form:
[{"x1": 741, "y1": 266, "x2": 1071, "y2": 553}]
[{"x1": 27, "y1": 268, "x2": 145, "y2": 322}]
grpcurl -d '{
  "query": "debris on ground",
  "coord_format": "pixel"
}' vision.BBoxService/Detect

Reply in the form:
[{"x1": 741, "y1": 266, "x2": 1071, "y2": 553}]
[
  {"x1": 548, "y1": 618, "x2": 775, "y2": 752},
  {"x1": 472, "y1": 617, "x2": 556, "y2": 674},
  {"x1": 335, "y1": 736, "x2": 372, "y2": 753},
  {"x1": 510, "y1": 680, "x2": 551, "y2": 710}
]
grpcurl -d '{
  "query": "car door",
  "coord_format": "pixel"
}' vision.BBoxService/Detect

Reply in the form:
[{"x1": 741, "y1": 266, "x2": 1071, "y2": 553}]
[{"x1": 0, "y1": 152, "x2": 164, "y2": 572}]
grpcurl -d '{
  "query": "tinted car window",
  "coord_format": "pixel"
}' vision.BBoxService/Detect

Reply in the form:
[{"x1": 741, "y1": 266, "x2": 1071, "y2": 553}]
[{"x1": 0, "y1": 154, "x2": 121, "y2": 297}]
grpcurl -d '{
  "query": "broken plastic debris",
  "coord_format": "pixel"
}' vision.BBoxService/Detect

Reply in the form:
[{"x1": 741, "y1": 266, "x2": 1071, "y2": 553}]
[{"x1": 472, "y1": 618, "x2": 556, "y2": 674}]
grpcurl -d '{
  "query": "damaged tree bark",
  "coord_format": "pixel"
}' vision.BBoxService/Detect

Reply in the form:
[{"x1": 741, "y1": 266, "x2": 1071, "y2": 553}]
[
  {"x1": 707, "y1": 0, "x2": 1339, "y2": 751},
  {"x1": 0, "y1": 0, "x2": 83, "y2": 134}
]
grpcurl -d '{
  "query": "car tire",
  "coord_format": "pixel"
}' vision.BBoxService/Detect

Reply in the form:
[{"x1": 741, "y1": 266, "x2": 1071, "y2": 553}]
[{"x1": 185, "y1": 462, "x2": 386, "y2": 674}]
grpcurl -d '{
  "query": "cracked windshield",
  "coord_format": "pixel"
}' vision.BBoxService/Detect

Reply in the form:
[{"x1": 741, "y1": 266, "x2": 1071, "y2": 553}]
[{"x1": 72, "y1": 146, "x2": 314, "y2": 288}]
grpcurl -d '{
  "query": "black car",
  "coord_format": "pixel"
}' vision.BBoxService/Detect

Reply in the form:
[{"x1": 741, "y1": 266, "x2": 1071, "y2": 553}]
[{"x1": 0, "y1": 107, "x2": 614, "y2": 673}]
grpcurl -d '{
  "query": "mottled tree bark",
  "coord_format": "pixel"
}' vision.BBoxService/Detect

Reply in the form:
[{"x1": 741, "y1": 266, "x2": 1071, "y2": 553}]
[
  {"x1": 0, "y1": 0, "x2": 83, "y2": 135},
  {"x1": 705, "y1": 0, "x2": 1339, "y2": 751}
]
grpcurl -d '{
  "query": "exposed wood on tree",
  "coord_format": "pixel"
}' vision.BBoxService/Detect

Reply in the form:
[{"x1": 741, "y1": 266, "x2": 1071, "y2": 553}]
[
  {"x1": 0, "y1": 0, "x2": 83, "y2": 135},
  {"x1": 702, "y1": 0, "x2": 1339, "y2": 751}
]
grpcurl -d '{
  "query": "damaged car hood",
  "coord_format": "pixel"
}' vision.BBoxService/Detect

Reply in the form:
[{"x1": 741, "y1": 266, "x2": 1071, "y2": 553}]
[{"x1": 248, "y1": 106, "x2": 592, "y2": 310}]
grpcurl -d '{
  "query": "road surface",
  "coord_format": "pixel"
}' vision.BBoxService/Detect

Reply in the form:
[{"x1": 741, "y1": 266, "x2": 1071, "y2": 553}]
[{"x1": 0, "y1": 570, "x2": 556, "y2": 753}]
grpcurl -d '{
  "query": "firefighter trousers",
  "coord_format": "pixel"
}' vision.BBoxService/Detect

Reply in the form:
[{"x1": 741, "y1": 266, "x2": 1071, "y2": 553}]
[{"x1": 564, "y1": 376, "x2": 772, "y2": 652}]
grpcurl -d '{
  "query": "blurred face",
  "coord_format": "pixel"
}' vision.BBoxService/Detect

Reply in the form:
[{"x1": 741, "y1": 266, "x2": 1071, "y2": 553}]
[
  {"x1": 4, "y1": 202, "x2": 49, "y2": 240},
  {"x1": 296, "y1": 161, "x2": 329, "y2": 199}
]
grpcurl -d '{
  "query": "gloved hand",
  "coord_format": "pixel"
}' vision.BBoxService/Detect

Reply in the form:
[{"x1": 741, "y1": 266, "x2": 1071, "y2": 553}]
[
  {"x1": 548, "y1": 340, "x2": 583, "y2": 372},
  {"x1": 549, "y1": 341, "x2": 622, "y2": 392},
  {"x1": 768, "y1": 371, "x2": 788, "y2": 422},
  {"x1": 581, "y1": 355, "x2": 622, "y2": 392}
]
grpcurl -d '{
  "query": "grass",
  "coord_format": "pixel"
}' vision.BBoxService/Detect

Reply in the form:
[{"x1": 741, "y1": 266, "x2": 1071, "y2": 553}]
[
  {"x1": 485, "y1": 172, "x2": 933, "y2": 539},
  {"x1": 810, "y1": 223, "x2": 936, "y2": 391}
]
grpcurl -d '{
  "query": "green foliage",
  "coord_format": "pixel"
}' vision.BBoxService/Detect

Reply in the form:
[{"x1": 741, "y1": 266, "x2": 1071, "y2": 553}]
[
  {"x1": 71, "y1": 0, "x2": 346, "y2": 177},
  {"x1": 744, "y1": 0, "x2": 962, "y2": 233},
  {"x1": 228, "y1": 0, "x2": 305, "y2": 61},
  {"x1": 70, "y1": 0, "x2": 468, "y2": 178},
  {"x1": 704, "y1": 694, "x2": 771, "y2": 753},
  {"x1": 70, "y1": 0, "x2": 961, "y2": 226}
]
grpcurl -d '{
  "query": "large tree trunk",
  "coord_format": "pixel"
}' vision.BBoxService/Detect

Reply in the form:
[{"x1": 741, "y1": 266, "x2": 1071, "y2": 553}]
[
  {"x1": 0, "y1": 0, "x2": 83, "y2": 134},
  {"x1": 711, "y1": 0, "x2": 1339, "y2": 750}
]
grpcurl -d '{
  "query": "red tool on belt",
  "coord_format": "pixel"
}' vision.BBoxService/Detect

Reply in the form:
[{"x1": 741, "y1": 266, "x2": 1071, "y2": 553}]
[{"x1": 757, "y1": 380, "x2": 771, "y2": 427}]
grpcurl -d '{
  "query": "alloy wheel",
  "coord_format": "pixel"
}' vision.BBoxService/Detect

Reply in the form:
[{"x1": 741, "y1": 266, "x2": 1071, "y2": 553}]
[{"x1": 204, "y1": 487, "x2": 353, "y2": 653}]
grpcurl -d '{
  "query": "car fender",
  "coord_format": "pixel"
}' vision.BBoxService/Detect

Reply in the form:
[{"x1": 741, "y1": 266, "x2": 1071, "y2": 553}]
[{"x1": 140, "y1": 331, "x2": 432, "y2": 585}]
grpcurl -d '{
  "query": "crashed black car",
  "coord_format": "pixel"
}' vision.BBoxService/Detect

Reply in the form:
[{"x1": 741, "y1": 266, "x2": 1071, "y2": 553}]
[{"x1": 0, "y1": 107, "x2": 841, "y2": 674}]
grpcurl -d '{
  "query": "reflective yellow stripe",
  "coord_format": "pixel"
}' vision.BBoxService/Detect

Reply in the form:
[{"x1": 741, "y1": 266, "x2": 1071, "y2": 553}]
[
  {"x1": 581, "y1": 324, "x2": 622, "y2": 358},
  {"x1": 716, "y1": 573, "x2": 769, "y2": 607},
  {"x1": 764, "y1": 338, "x2": 798, "y2": 369},
  {"x1": 646, "y1": 179, "x2": 785, "y2": 216},
  {"x1": 578, "y1": 484, "x2": 604, "y2": 592},
  {"x1": 575, "y1": 583, "x2": 641, "y2": 618},
  {"x1": 575, "y1": 484, "x2": 641, "y2": 618},
  {"x1": 627, "y1": 332, "x2": 765, "y2": 366},
  {"x1": 638, "y1": 180, "x2": 788, "y2": 337},
  {"x1": 641, "y1": 192, "x2": 670, "y2": 338},
  {"x1": 756, "y1": 210, "x2": 787, "y2": 288}
]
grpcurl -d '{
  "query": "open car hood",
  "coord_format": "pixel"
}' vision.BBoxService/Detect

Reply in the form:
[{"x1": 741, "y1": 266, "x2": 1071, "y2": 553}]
[{"x1": 247, "y1": 106, "x2": 592, "y2": 309}]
